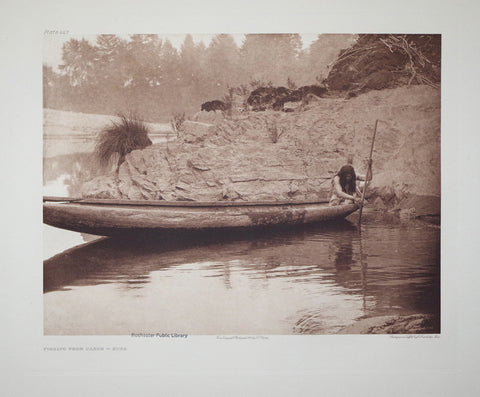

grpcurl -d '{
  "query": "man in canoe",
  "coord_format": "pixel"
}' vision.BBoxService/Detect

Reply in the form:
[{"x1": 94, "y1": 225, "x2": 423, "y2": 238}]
[{"x1": 329, "y1": 163, "x2": 372, "y2": 206}]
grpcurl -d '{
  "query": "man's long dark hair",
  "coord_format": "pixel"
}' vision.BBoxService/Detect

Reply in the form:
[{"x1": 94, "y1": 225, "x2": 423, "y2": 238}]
[{"x1": 337, "y1": 165, "x2": 356, "y2": 195}]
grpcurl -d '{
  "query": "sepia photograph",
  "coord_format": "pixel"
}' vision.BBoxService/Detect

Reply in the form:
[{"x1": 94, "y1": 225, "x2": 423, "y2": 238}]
[
  {"x1": 2, "y1": 0, "x2": 480, "y2": 394},
  {"x1": 43, "y1": 33, "x2": 441, "y2": 336}
]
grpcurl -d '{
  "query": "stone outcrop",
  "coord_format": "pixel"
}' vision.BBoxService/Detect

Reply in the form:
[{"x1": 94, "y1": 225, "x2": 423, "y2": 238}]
[
  {"x1": 337, "y1": 314, "x2": 438, "y2": 334},
  {"x1": 81, "y1": 85, "x2": 440, "y2": 216}
]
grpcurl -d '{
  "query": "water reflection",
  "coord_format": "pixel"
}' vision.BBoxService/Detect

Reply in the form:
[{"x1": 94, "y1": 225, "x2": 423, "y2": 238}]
[
  {"x1": 42, "y1": 135, "x2": 440, "y2": 335},
  {"x1": 44, "y1": 219, "x2": 440, "y2": 335},
  {"x1": 45, "y1": 224, "x2": 352, "y2": 293},
  {"x1": 43, "y1": 134, "x2": 172, "y2": 197},
  {"x1": 44, "y1": 152, "x2": 99, "y2": 197},
  {"x1": 334, "y1": 232, "x2": 355, "y2": 271}
]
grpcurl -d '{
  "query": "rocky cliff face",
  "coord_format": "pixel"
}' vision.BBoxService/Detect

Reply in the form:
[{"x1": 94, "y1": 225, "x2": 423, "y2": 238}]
[{"x1": 81, "y1": 85, "x2": 440, "y2": 215}]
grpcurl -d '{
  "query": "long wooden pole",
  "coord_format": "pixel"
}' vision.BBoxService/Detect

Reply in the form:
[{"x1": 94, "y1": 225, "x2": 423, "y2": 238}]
[{"x1": 358, "y1": 119, "x2": 378, "y2": 225}]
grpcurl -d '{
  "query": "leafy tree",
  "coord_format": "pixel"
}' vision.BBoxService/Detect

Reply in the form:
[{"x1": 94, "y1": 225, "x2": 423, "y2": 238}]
[
  {"x1": 204, "y1": 34, "x2": 241, "y2": 96},
  {"x1": 178, "y1": 35, "x2": 210, "y2": 112},
  {"x1": 127, "y1": 34, "x2": 162, "y2": 88},
  {"x1": 306, "y1": 34, "x2": 357, "y2": 82},
  {"x1": 48, "y1": 33, "x2": 364, "y2": 121},
  {"x1": 179, "y1": 34, "x2": 197, "y2": 86},
  {"x1": 95, "y1": 34, "x2": 129, "y2": 89},
  {"x1": 158, "y1": 39, "x2": 180, "y2": 86},
  {"x1": 43, "y1": 64, "x2": 57, "y2": 107},
  {"x1": 59, "y1": 38, "x2": 97, "y2": 87},
  {"x1": 240, "y1": 34, "x2": 302, "y2": 85}
]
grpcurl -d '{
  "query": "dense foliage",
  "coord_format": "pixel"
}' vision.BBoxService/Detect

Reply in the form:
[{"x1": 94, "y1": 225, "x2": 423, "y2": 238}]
[
  {"x1": 325, "y1": 34, "x2": 441, "y2": 95},
  {"x1": 44, "y1": 34, "x2": 356, "y2": 121},
  {"x1": 44, "y1": 34, "x2": 440, "y2": 121}
]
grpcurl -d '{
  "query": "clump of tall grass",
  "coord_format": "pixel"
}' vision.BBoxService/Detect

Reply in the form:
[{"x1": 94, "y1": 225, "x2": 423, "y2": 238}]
[
  {"x1": 170, "y1": 112, "x2": 185, "y2": 138},
  {"x1": 266, "y1": 119, "x2": 285, "y2": 143},
  {"x1": 95, "y1": 114, "x2": 152, "y2": 172},
  {"x1": 287, "y1": 77, "x2": 297, "y2": 90}
]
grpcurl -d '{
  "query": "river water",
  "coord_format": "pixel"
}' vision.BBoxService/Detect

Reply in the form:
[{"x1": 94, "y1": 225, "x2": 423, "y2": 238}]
[{"x1": 43, "y1": 138, "x2": 440, "y2": 335}]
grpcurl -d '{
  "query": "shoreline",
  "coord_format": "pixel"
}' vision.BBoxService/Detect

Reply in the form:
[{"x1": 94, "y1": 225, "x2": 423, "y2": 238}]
[{"x1": 337, "y1": 314, "x2": 439, "y2": 334}]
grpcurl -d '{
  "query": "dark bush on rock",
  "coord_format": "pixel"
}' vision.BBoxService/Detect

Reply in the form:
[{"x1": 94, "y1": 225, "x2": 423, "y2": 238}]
[
  {"x1": 297, "y1": 85, "x2": 327, "y2": 98},
  {"x1": 247, "y1": 85, "x2": 326, "y2": 111},
  {"x1": 201, "y1": 100, "x2": 229, "y2": 112},
  {"x1": 325, "y1": 34, "x2": 441, "y2": 95},
  {"x1": 95, "y1": 114, "x2": 152, "y2": 172},
  {"x1": 247, "y1": 86, "x2": 276, "y2": 110}
]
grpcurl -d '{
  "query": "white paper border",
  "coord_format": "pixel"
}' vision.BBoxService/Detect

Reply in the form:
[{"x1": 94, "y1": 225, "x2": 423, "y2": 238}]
[{"x1": 2, "y1": 0, "x2": 479, "y2": 394}]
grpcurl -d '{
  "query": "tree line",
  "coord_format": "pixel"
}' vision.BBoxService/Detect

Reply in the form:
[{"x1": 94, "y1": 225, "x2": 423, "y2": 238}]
[{"x1": 43, "y1": 34, "x2": 356, "y2": 122}]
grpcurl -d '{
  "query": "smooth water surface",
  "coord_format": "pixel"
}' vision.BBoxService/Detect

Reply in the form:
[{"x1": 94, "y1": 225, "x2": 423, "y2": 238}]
[
  {"x1": 43, "y1": 139, "x2": 440, "y2": 335},
  {"x1": 44, "y1": 217, "x2": 440, "y2": 335}
]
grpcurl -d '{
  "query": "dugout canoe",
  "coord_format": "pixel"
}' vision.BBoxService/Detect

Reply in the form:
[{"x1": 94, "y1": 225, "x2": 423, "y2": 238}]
[{"x1": 43, "y1": 196, "x2": 359, "y2": 236}]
